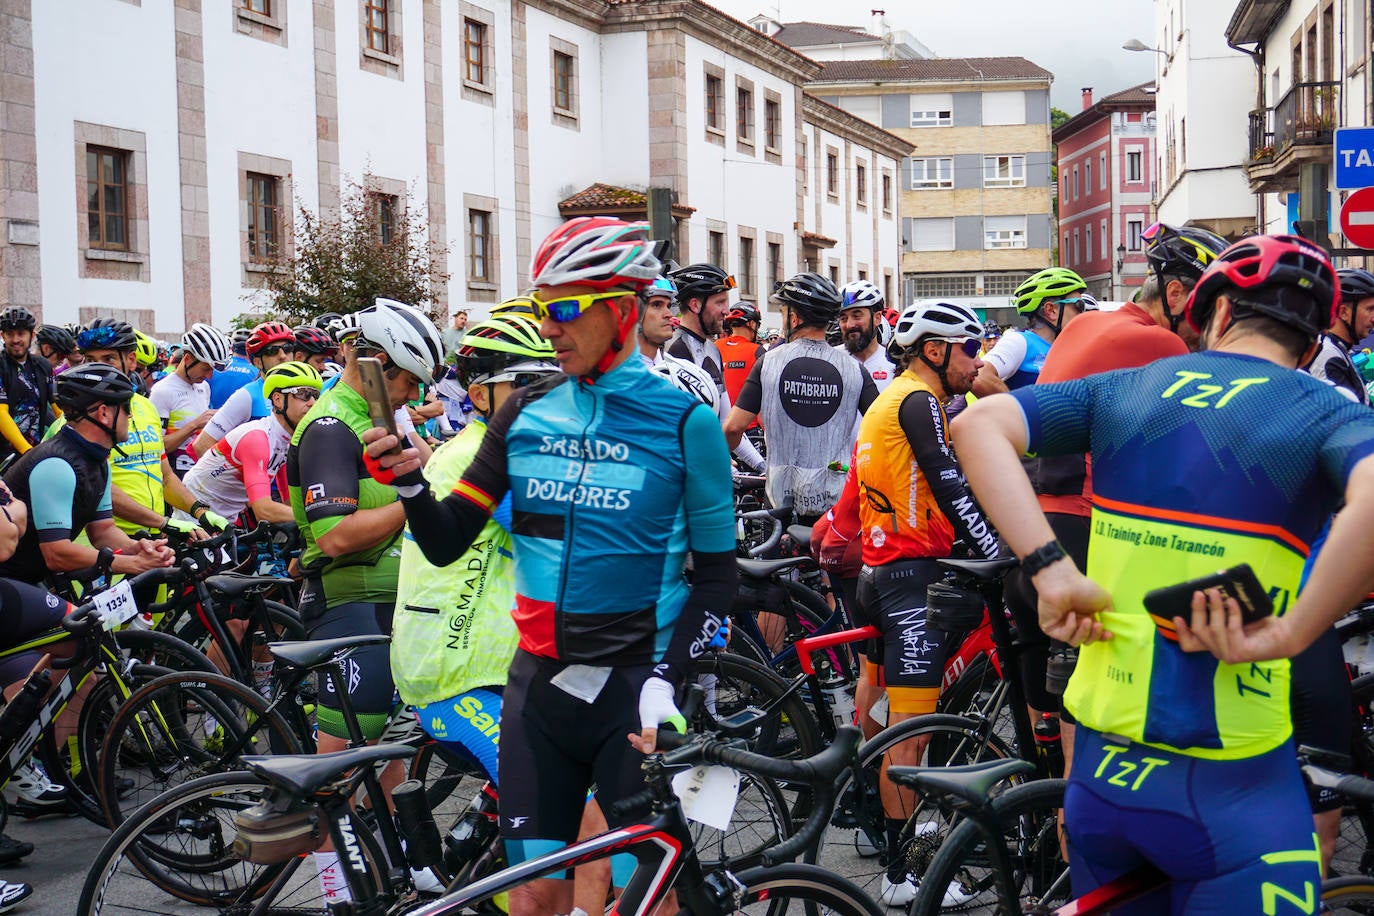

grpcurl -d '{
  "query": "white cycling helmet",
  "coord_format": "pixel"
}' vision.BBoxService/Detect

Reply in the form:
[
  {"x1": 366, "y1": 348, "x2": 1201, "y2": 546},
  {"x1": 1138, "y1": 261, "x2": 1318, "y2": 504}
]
[
  {"x1": 651, "y1": 356, "x2": 718, "y2": 411},
  {"x1": 357, "y1": 298, "x2": 445, "y2": 384},
  {"x1": 320, "y1": 360, "x2": 343, "y2": 382},
  {"x1": 182, "y1": 323, "x2": 232, "y2": 371},
  {"x1": 840, "y1": 280, "x2": 884, "y2": 311},
  {"x1": 334, "y1": 311, "x2": 362, "y2": 343},
  {"x1": 531, "y1": 217, "x2": 662, "y2": 292},
  {"x1": 893, "y1": 301, "x2": 983, "y2": 348}
]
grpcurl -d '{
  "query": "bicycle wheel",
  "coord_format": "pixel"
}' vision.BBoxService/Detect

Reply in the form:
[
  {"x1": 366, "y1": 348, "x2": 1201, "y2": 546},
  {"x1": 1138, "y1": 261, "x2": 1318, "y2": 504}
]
[
  {"x1": 1324, "y1": 875, "x2": 1374, "y2": 913},
  {"x1": 690, "y1": 770, "x2": 793, "y2": 871},
  {"x1": 77, "y1": 770, "x2": 388, "y2": 914},
  {"x1": 1337, "y1": 674, "x2": 1374, "y2": 878},
  {"x1": 689, "y1": 651, "x2": 822, "y2": 765},
  {"x1": 815, "y1": 713, "x2": 1015, "y2": 906},
  {"x1": 911, "y1": 777, "x2": 1069, "y2": 916},
  {"x1": 114, "y1": 628, "x2": 217, "y2": 674},
  {"x1": 97, "y1": 670, "x2": 304, "y2": 828},
  {"x1": 684, "y1": 862, "x2": 883, "y2": 915},
  {"x1": 408, "y1": 740, "x2": 496, "y2": 887}
]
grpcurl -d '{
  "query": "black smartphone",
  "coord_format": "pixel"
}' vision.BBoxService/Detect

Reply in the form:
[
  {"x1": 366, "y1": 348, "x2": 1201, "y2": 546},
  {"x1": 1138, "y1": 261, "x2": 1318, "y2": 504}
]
[
  {"x1": 1142, "y1": 563, "x2": 1274, "y2": 626},
  {"x1": 357, "y1": 357, "x2": 402, "y2": 455}
]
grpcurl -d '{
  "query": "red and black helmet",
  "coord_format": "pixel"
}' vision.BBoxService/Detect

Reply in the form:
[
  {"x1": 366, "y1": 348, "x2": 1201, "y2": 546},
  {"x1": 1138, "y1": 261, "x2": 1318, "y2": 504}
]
[
  {"x1": 723, "y1": 302, "x2": 761, "y2": 328},
  {"x1": 245, "y1": 321, "x2": 296, "y2": 357},
  {"x1": 293, "y1": 325, "x2": 337, "y2": 357},
  {"x1": 1185, "y1": 234, "x2": 1338, "y2": 340}
]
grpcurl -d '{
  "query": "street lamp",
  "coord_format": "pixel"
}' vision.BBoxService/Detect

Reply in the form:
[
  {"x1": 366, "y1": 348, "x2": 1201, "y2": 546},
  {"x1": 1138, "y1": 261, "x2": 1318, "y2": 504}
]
[
  {"x1": 1115, "y1": 243, "x2": 1127, "y2": 299},
  {"x1": 1122, "y1": 39, "x2": 1167, "y2": 56}
]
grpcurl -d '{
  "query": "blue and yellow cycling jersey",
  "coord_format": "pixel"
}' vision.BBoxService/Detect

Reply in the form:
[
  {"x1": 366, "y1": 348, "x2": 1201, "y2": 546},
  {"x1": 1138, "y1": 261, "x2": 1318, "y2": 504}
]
[{"x1": 1012, "y1": 351, "x2": 1374, "y2": 760}]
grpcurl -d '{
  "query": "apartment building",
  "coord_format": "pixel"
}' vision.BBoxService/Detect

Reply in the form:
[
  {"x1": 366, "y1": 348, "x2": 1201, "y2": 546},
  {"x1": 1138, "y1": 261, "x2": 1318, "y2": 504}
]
[
  {"x1": 805, "y1": 56, "x2": 1054, "y2": 322},
  {"x1": 0, "y1": 0, "x2": 907, "y2": 334},
  {"x1": 1054, "y1": 84, "x2": 1157, "y2": 301},
  {"x1": 747, "y1": 15, "x2": 933, "y2": 61},
  {"x1": 1228, "y1": 0, "x2": 1370, "y2": 247},
  {"x1": 1148, "y1": 0, "x2": 1254, "y2": 238}
]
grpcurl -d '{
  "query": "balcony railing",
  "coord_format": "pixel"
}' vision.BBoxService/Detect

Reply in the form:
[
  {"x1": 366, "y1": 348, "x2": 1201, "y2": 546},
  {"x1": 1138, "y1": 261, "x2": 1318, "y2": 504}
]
[{"x1": 1248, "y1": 81, "x2": 1339, "y2": 163}]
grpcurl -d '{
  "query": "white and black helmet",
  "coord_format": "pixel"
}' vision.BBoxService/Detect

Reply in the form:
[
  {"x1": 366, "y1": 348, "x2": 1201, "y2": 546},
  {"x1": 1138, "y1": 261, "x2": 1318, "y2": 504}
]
[
  {"x1": 893, "y1": 301, "x2": 983, "y2": 349},
  {"x1": 357, "y1": 298, "x2": 445, "y2": 384},
  {"x1": 651, "y1": 356, "x2": 718, "y2": 412},
  {"x1": 182, "y1": 323, "x2": 232, "y2": 371},
  {"x1": 840, "y1": 280, "x2": 884, "y2": 311}
]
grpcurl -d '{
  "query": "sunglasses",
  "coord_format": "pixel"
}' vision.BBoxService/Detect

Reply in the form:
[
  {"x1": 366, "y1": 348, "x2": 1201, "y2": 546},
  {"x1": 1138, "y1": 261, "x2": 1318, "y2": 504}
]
[
  {"x1": 931, "y1": 337, "x2": 982, "y2": 358},
  {"x1": 484, "y1": 371, "x2": 551, "y2": 389},
  {"x1": 284, "y1": 388, "x2": 320, "y2": 402},
  {"x1": 256, "y1": 344, "x2": 291, "y2": 358},
  {"x1": 531, "y1": 291, "x2": 630, "y2": 323},
  {"x1": 1052, "y1": 297, "x2": 1087, "y2": 311}
]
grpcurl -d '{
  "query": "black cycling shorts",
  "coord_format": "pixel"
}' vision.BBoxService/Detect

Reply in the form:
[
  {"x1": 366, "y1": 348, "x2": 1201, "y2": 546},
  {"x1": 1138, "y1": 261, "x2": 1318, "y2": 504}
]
[
  {"x1": 305, "y1": 600, "x2": 396, "y2": 740},
  {"x1": 1290, "y1": 626, "x2": 1352, "y2": 813},
  {"x1": 0, "y1": 578, "x2": 73, "y2": 684},
  {"x1": 862, "y1": 558, "x2": 947, "y2": 714},
  {"x1": 1004, "y1": 512, "x2": 1090, "y2": 713},
  {"x1": 498, "y1": 649, "x2": 653, "y2": 866}
]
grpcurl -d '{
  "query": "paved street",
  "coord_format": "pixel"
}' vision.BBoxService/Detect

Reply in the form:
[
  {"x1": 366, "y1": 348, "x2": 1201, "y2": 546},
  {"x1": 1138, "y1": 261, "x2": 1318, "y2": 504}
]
[{"x1": 5, "y1": 812, "x2": 108, "y2": 914}]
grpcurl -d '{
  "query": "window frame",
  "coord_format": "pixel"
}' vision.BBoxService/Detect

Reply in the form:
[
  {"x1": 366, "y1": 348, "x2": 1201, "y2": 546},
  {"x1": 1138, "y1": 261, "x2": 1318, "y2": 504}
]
[
  {"x1": 910, "y1": 217, "x2": 956, "y2": 252},
  {"x1": 983, "y1": 154, "x2": 1027, "y2": 189},
  {"x1": 463, "y1": 17, "x2": 486, "y2": 86},
  {"x1": 242, "y1": 0, "x2": 271, "y2": 12},
  {"x1": 881, "y1": 171, "x2": 893, "y2": 213},
  {"x1": 364, "y1": 0, "x2": 389, "y2": 54},
  {"x1": 763, "y1": 94, "x2": 781, "y2": 152},
  {"x1": 826, "y1": 148, "x2": 839, "y2": 198},
  {"x1": 855, "y1": 161, "x2": 867, "y2": 207},
  {"x1": 1127, "y1": 218, "x2": 1144, "y2": 251},
  {"x1": 910, "y1": 156, "x2": 953, "y2": 190},
  {"x1": 736, "y1": 79, "x2": 755, "y2": 147},
  {"x1": 553, "y1": 51, "x2": 574, "y2": 114},
  {"x1": 1126, "y1": 148, "x2": 1144, "y2": 183},
  {"x1": 737, "y1": 232, "x2": 756, "y2": 296},
  {"x1": 708, "y1": 229, "x2": 725, "y2": 269},
  {"x1": 245, "y1": 171, "x2": 282, "y2": 262},
  {"x1": 984, "y1": 215, "x2": 1027, "y2": 250},
  {"x1": 86, "y1": 145, "x2": 130, "y2": 253},
  {"x1": 468, "y1": 208, "x2": 493, "y2": 283},
  {"x1": 704, "y1": 69, "x2": 724, "y2": 135},
  {"x1": 370, "y1": 192, "x2": 399, "y2": 247}
]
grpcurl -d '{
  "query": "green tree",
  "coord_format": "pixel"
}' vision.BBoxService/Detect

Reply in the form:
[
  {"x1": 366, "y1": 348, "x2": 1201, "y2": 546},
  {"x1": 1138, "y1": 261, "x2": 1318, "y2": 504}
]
[
  {"x1": 1051, "y1": 107, "x2": 1071, "y2": 130},
  {"x1": 254, "y1": 173, "x2": 449, "y2": 327}
]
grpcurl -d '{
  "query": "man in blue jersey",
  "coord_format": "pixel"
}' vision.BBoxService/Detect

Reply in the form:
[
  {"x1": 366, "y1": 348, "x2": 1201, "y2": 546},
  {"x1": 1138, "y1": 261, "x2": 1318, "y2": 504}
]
[
  {"x1": 208, "y1": 329, "x2": 258, "y2": 408},
  {"x1": 364, "y1": 217, "x2": 736, "y2": 916},
  {"x1": 976, "y1": 266, "x2": 1092, "y2": 394},
  {"x1": 953, "y1": 234, "x2": 1374, "y2": 913},
  {"x1": 193, "y1": 321, "x2": 295, "y2": 456}
]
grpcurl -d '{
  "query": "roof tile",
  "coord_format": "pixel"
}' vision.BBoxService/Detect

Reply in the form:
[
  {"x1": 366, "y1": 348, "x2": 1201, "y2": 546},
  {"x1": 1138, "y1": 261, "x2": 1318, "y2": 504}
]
[
  {"x1": 811, "y1": 56, "x2": 1052, "y2": 83},
  {"x1": 772, "y1": 21, "x2": 877, "y2": 47}
]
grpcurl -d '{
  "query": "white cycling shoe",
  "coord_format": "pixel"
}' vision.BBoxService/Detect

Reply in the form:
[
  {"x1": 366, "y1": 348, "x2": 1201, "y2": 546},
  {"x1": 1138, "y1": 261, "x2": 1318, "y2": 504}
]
[
  {"x1": 878, "y1": 874, "x2": 974, "y2": 909},
  {"x1": 2, "y1": 758, "x2": 66, "y2": 816}
]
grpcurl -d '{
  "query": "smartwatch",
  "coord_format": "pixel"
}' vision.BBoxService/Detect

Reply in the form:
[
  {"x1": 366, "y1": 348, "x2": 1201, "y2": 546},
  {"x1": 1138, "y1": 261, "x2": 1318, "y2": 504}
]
[{"x1": 1020, "y1": 540, "x2": 1068, "y2": 578}]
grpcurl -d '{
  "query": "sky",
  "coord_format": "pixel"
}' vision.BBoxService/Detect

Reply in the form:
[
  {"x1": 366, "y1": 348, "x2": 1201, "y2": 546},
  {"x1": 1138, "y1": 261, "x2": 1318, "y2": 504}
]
[{"x1": 706, "y1": 0, "x2": 1159, "y2": 112}]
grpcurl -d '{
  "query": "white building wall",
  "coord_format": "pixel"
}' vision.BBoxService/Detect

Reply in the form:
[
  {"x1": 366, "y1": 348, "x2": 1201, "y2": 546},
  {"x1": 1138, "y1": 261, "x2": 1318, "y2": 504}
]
[
  {"x1": 31, "y1": 0, "x2": 184, "y2": 327},
  {"x1": 1153, "y1": 0, "x2": 1254, "y2": 230}
]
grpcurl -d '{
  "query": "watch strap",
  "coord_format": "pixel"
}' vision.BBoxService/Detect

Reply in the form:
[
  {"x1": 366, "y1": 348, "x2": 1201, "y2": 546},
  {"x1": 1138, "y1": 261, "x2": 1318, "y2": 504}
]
[{"x1": 1020, "y1": 540, "x2": 1067, "y2": 577}]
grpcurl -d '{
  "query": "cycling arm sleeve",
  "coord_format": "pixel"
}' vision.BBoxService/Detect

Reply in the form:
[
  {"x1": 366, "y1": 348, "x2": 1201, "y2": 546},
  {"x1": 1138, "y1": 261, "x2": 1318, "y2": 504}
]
[
  {"x1": 203, "y1": 388, "x2": 248, "y2": 441},
  {"x1": 857, "y1": 373, "x2": 879, "y2": 414},
  {"x1": 400, "y1": 388, "x2": 521, "y2": 566},
  {"x1": 295, "y1": 417, "x2": 363, "y2": 540},
  {"x1": 899, "y1": 391, "x2": 999, "y2": 559},
  {"x1": 0, "y1": 406, "x2": 29, "y2": 454},
  {"x1": 233, "y1": 429, "x2": 274, "y2": 505}
]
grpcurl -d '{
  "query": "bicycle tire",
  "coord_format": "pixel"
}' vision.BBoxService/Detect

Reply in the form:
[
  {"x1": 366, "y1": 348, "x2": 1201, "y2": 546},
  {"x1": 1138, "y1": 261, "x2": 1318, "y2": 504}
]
[
  {"x1": 911, "y1": 777, "x2": 1069, "y2": 916},
  {"x1": 77, "y1": 769, "x2": 388, "y2": 913},
  {"x1": 813, "y1": 712, "x2": 1016, "y2": 904},
  {"x1": 676, "y1": 862, "x2": 884, "y2": 915},
  {"x1": 1338, "y1": 673, "x2": 1374, "y2": 878},
  {"x1": 97, "y1": 670, "x2": 303, "y2": 828},
  {"x1": 39, "y1": 661, "x2": 174, "y2": 828},
  {"x1": 1323, "y1": 875, "x2": 1374, "y2": 913},
  {"x1": 114, "y1": 627, "x2": 217, "y2": 674},
  {"x1": 168, "y1": 599, "x2": 304, "y2": 685}
]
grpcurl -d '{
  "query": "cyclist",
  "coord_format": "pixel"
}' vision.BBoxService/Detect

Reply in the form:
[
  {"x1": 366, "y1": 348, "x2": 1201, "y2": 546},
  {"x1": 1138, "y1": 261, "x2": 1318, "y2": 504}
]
[
  {"x1": 976, "y1": 267, "x2": 1092, "y2": 394},
  {"x1": 184, "y1": 361, "x2": 321, "y2": 526},
  {"x1": 285, "y1": 298, "x2": 443, "y2": 759},
  {"x1": 71, "y1": 320, "x2": 224, "y2": 538},
  {"x1": 1, "y1": 364, "x2": 172, "y2": 585},
  {"x1": 193, "y1": 321, "x2": 296, "y2": 457},
  {"x1": 836, "y1": 280, "x2": 895, "y2": 393},
  {"x1": 209, "y1": 328, "x2": 257, "y2": 408},
  {"x1": 667, "y1": 262, "x2": 735, "y2": 400},
  {"x1": 952, "y1": 233, "x2": 1374, "y2": 912},
  {"x1": 293, "y1": 325, "x2": 338, "y2": 372},
  {"x1": 130, "y1": 331, "x2": 161, "y2": 393},
  {"x1": 149, "y1": 323, "x2": 230, "y2": 478},
  {"x1": 723, "y1": 272, "x2": 878, "y2": 522},
  {"x1": 1304, "y1": 266, "x2": 1374, "y2": 403},
  {"x1": 638, "y1": 277, "x2": 765, "y2": 472},
  {"x1": 836, "y1": 301, "x2": 997, "y2": 906},
  {"x1": 35, "y1": 325, "x2": 77, "y2": 375},
  {"x1": 0, "y1": 305, "x2": 56, "y2": 462},
  {"x1": 715, "y1": 301, "x2": 766, "y2": 443},
  {"x1": 1003, "y1": 223, "x2": 1230, "y2": 764},
  {"x1": 364, "y1": 217, "x2": 735, "y2": 916}
]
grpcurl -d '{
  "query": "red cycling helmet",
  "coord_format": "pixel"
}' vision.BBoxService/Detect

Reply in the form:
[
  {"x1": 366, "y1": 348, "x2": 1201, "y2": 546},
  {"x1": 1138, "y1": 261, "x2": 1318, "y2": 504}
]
[
  {"x1": 1185, "y1": 234, "x2": 1338, "y2": 340},
  {"x1": 245, "y1": 321, "x2": 297, "y2": 357}
]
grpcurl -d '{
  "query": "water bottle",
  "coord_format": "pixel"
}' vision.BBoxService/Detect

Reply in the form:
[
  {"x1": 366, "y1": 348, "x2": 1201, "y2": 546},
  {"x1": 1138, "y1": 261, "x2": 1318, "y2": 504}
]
[
  {"x1": 1044, "y1": 644, "x2": 1078, "y2": 697},
  {"x1": 392, "y1": 779, "x2": 442, "y2": 869},
  {"x1": 1033, "y1": 713, "x2": 1064, "y2": 778},
  {"x1": 0, "y1": 670, "x2": 50, "y2": 747},
  {"x1": 819, "y1": 672, "x2": 856, "y2": 729},
  {"x1": 444, "y1": 783, "x2": 500, "y2": 870}
]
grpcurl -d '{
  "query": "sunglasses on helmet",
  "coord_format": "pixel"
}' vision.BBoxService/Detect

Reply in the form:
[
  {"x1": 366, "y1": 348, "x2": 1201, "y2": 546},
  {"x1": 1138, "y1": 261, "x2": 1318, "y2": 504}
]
[
  {"x1": 531, "y1": 290, "x2": 633, "y2": 323},
  {"x1": 930, "y1": 337, "x2": 982, "y2": 358}
]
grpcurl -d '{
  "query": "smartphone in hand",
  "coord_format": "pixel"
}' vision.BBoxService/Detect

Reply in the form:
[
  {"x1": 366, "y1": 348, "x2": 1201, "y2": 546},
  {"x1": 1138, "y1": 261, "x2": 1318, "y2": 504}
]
[
  {"x1": 357, "y1": 357, "x2": 401, "y2": 456},
  {"x1": 1143, "y1": 563, "x2": 1273, "y2": 629}
]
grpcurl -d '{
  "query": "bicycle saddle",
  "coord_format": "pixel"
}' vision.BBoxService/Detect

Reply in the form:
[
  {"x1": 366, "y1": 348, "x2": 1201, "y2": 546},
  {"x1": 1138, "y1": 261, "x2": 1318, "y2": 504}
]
[
  {"x1": 937, "y1": 556, "x2": 1020, "y2": 580},
  {"x1": 242, "y1": 745, "x2": 416, "y2": 797},
  {"x1": 269, "y1": 634, "x2": 390, "y2": 669},
  {"x1": 737, "y1": 556, "x2": 810, "y2": 579},
  {"x1": 886, "y1": 758, "x2": 1034, "y2": 808},
  {"x1": 206, "y1": 574, "x2": 290, "y2": 600},
  {"x1": 786, "y1": 524, "x2": 814, "y2": 552}
]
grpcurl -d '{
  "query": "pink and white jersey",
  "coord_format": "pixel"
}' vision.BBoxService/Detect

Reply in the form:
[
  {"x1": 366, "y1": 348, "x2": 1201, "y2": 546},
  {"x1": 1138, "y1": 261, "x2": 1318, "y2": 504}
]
[{"x1": 183, "y1": 416, "x2": 291, "y2": 521}]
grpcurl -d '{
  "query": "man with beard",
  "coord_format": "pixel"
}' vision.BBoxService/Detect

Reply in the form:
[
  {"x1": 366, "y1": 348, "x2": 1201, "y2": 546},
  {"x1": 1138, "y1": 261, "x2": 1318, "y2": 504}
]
[
  {"x1": 1305, "y1": 267, "x2": 1374, "y2": 403},
  {"x1": 667, "y1": 263, "x2": 734, "y2": 403},
  {"x1": 0, "y1": 307, "x2": 55, "y2": 463},
  {"x1": 836, "y1": 280, "x2": 894, "y2": 393}
]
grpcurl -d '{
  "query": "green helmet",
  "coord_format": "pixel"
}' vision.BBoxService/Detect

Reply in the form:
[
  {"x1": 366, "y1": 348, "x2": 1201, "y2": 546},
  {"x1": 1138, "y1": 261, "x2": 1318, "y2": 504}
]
[
  {"x1": 1013, "y1": 267, "x2": 1088, "y2": 315},
  {"x1": 454, "y1": 312, "x2": 556, "y2": 387},
  {"x1": 263, "y1": 360, "x2": 323, "y2": 401}
]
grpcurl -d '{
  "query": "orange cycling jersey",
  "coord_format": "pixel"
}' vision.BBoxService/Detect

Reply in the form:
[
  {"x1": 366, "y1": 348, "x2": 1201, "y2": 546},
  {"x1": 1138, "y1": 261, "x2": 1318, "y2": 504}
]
[
  {"x1": 853, "y1": 372, "x2": 955, "y2": 565},
  {"x1": 715, "y1": 334, "x2": 764, "y2": 411}
]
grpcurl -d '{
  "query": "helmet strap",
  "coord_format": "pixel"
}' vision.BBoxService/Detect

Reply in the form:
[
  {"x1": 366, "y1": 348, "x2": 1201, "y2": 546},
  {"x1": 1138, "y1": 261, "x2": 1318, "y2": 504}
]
[
  {"x1": 583, "y1": 298, "x2": 640, "y2": 383},
  {"x1": 78, "y1": 403, "x2": 127, "y2": 457},
  {"x1": 917, "y1": 341, "x2": 955, "y2": 398}
]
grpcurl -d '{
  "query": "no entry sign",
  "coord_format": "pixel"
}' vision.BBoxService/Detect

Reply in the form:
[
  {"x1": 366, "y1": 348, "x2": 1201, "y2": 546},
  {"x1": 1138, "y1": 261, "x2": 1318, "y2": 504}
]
[{"x1": 1341, "y1": 188, "x2": 1374, "y2": 249}]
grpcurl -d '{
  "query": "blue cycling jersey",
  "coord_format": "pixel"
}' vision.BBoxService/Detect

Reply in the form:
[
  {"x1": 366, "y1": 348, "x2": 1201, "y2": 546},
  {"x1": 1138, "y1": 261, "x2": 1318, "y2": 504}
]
[
  {"x1": 208, "y1": 355, "x2": 258, "y2": 408},
  {"x1": 1008, "y1": 329, "x2": 1051, "y2": 390}
]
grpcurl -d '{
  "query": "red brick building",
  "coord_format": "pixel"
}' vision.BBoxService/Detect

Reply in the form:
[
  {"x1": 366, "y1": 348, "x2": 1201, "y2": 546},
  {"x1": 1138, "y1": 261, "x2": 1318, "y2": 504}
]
[{"x1": 1054, "y1": 83, "x2": 1157, "y2": 301}]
